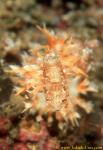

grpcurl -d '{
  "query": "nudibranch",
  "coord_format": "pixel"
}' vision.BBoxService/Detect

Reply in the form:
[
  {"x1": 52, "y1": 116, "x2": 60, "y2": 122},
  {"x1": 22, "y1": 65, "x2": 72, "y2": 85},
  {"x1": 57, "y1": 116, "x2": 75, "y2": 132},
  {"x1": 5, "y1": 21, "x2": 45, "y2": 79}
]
[{"x1": 9, "y1": 27, "x2": 95, "y2": 126}]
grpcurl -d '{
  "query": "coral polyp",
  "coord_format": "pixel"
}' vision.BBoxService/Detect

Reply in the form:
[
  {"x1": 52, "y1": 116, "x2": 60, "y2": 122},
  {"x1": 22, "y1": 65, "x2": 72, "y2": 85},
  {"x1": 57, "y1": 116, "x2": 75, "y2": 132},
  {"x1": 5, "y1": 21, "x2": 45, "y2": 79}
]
[{"x1": 9, "y1": 27, "x2": 94, "y2": 126}]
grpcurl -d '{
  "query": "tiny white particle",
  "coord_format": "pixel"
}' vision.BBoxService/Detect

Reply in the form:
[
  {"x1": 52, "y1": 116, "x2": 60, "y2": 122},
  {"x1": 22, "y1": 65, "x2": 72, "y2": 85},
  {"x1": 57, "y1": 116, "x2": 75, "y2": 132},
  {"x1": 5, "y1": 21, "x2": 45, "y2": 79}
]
[{"x1": 63, "y1": 69, "x2": 66, "y2": 73}]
